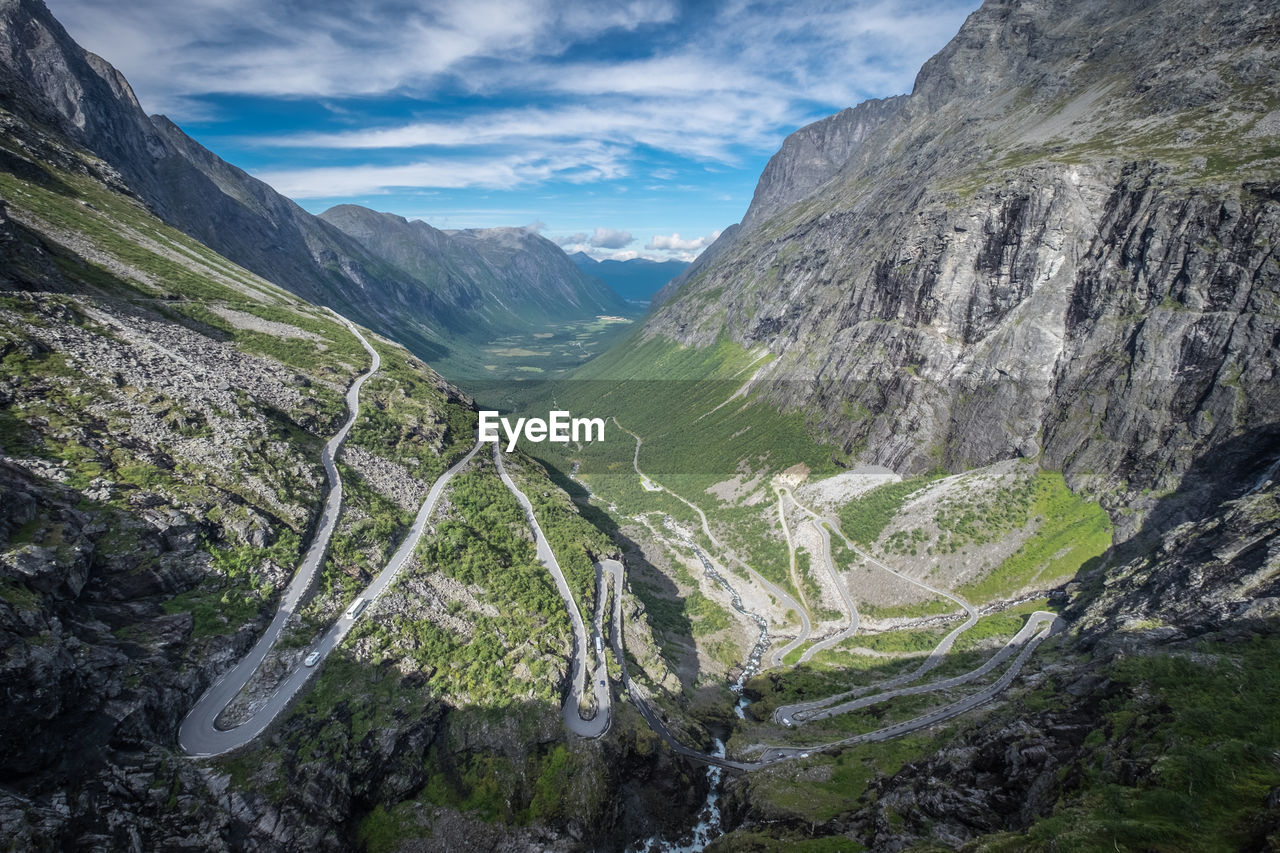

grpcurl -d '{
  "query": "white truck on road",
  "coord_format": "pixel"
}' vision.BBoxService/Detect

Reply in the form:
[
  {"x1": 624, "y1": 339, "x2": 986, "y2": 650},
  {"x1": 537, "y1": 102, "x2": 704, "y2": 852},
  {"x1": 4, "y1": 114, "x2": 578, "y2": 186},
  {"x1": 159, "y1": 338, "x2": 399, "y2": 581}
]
[{"x1": 344, "y1": 598, "x2": 368, "y2": 620}]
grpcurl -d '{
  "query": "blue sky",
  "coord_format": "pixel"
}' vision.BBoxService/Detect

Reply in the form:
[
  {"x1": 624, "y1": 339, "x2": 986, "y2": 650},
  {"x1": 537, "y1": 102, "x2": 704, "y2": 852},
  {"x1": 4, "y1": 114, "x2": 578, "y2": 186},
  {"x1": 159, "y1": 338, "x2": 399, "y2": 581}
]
[{"x1": 48, "y1": 0, "x2": 977, "y2": 261}]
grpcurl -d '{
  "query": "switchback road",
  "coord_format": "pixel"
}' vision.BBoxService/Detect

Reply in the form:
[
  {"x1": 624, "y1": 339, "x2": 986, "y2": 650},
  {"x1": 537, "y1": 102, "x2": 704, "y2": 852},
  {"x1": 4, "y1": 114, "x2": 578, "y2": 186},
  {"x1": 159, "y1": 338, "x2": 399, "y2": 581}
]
[
  {"x1": 495, "y1": 447, "x2": 610, "y2": 738},
  {"x1": 179, "y1": 315, "x2": 483, "y2": 757}
]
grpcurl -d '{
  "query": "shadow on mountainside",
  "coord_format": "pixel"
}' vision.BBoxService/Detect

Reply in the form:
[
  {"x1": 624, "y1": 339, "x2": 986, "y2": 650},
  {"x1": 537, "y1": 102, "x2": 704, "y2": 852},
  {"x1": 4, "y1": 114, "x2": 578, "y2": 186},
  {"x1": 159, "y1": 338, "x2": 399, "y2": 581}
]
[
  {"x1": 533, "y1": 453, "x2": 703, "y2": 693},
  {"x1": 1061, "y1": 421, "x2": 1280, "y2": 632}
]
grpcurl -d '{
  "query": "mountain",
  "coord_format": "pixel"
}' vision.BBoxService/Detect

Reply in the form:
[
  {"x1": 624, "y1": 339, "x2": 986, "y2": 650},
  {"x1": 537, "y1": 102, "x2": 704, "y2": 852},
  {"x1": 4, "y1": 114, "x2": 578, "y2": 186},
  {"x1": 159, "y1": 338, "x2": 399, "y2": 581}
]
[
  {"x1": 565, "y1": 0, "x2": 1280, "y2": 847},
  {"x1": 0, "y1": 1, "x2": 689, "y2": 848},
  {"x1": 317, "y1": 205, "x2": 630, "y2": 340},
  {"x1": 0, "y1": 0, "x2": 626, "y2": 374},
  {"x1": 568, "y1": 252, "x2": 689, "y2": 302},
  {"x1": 4, "y1": 0, "x2": 1280, "y2": 849},
  {"x1": 631, "y1": 0, "x2": 1280, "y2": 534}
]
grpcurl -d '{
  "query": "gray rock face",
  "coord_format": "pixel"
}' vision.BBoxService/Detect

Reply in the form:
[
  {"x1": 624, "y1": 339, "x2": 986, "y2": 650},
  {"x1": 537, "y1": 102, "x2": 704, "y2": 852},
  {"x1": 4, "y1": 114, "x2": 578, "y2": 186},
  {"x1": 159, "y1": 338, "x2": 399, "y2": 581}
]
[
  {"x1": 741, "y1": 96, "x2": 906, "y2": 230},
  {"x1": 644, "y1": 0, "x2": 1280, "y2": 529}
]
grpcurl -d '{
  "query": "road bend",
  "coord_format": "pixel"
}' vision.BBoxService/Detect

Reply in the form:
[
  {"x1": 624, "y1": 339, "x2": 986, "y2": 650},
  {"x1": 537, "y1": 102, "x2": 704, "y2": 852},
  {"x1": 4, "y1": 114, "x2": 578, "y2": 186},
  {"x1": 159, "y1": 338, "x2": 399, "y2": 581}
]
[
  {"x1": 180, "y1": 314, "x2": 379, "y2": 756},
  {"x1": 179, "y1": 314, "x2": 491, "y2": 756},
  {"x1": 494, "y1": 447, "x2": 610, "y2": 738},
  {"x1": 754, "y1": 613, "x2": 1064, "y2": 764}
]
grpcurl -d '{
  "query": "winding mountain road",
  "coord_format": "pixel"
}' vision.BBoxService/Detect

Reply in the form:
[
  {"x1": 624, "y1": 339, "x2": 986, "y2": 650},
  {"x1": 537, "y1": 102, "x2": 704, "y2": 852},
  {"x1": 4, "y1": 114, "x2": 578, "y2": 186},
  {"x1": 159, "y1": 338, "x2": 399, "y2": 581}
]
[
  {"x1": 779, "y1": 609, "x2": 1061, "y2": 724},
  {"x1": 754, "y1": 612, "x2": 1064, "y2": 763},
  {"x1": 589, "y1": 422, "x2": 1062, "y2": 770},
  {"x1": 494, "y1": 447, "x2": 611, "y2": 738},
  {"x1": 770, "y1": 486, "x2": 983, "y2": 722},
  {"x1": 179, "y1": 313, "x2": 379, "y2": 756},
  {"x1": 181, "y1": 337, "x2": 1062, "y2": 767},
  {"x1": 594, "y1": 551, "x2": 1061, "y2": 770},
  {"x1": 179, "y1": 315, "x2": 484, "y2": 757},
  {"x1": 776, "y1": 486, "x2": 861, "y2": 665}
]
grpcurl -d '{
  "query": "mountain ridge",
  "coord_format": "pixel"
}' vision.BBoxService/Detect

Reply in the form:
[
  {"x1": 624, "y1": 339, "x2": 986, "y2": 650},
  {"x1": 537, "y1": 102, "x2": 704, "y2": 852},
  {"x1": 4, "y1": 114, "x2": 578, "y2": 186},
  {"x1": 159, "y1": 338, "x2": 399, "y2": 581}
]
[
  {"x1": 0, "y1": 0, "x2": 625, "y2": 372},
  {"x1": 568, "y1": 252, "x2": 689, "y2": 302},
  {"x1": 317, "y1": 204, "x2": 630, "y2": 341}
]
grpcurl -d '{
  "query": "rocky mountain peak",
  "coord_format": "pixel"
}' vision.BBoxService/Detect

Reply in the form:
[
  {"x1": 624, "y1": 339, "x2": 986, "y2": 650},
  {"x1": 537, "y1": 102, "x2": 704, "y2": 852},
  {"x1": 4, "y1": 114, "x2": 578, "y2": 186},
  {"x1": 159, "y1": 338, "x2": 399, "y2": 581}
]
[{"x1": 742, "y1": 95, "x2": 907, "y2": 228}]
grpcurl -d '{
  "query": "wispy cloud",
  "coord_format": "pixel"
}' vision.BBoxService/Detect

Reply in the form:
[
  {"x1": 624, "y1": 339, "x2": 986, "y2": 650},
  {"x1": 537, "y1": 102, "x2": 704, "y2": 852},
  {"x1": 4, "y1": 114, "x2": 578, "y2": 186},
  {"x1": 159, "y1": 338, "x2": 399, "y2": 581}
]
[
  {"x1": 257, "y1": 144, "x2": 628, "y2": 197},
  {"x1": 47, "y1": 0, "x2": 978, "y2": 232},
  {"x1": 646, "y1": 230, "x2": 721, "y2": 251},
  {"x1": 260, "y1": 94, "x2": 798, "y2": 162},
  {"x1": 47, "y1": 0, "x2": 681, "y2": 111}
]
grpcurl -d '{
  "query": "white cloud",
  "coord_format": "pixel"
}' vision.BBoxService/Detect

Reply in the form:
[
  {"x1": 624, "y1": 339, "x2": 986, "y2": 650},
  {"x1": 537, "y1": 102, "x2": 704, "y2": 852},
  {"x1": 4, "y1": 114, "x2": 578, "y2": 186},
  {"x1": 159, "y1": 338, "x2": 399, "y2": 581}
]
[
  {"x1": 256, "y1": 144, "x2": 628, "y2": 197},
  {"x1": 553, "y1": 232, "x2": 590, "y2": 246},
  {"x1": 46, "y1": 0, "x2": 978, "y2": 203},
  {"x1": 646, "y1": 230, "x2": 721, "y2": 251},
  {"x1": 589, "y1": 227, "x2": 634, "y2": 249},
  {"x1": 259, "y1": 93, "x2": 799, "y2": 163},
  {"x1": 45, "y1": 0, "x2": 681, "y2": 110}
]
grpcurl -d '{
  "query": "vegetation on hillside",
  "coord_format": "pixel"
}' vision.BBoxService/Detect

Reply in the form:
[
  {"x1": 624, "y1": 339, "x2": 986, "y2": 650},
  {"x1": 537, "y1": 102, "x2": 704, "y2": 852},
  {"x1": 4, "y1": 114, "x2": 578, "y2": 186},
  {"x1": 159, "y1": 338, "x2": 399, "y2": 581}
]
[{"x1": 958, "y1": 471, "x2": 1111, "y2": 602}]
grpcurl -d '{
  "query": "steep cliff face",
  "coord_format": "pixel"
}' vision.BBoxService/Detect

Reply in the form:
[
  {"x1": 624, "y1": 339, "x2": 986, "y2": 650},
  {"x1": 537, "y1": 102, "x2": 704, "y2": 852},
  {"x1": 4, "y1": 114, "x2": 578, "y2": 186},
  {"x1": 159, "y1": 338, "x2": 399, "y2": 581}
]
[
  {"x1": 644, "y1": 4, "x2": 1280, "y2": 846},
  {"x1": 0, "y1": 0, "x2": 625, "y2": 369},
  {"x1": 741, "y1": 95, "x2": 906, "y2": 230},
  {"x1": 643, "y1": 0, "x2": 1280, "y2": 531}
]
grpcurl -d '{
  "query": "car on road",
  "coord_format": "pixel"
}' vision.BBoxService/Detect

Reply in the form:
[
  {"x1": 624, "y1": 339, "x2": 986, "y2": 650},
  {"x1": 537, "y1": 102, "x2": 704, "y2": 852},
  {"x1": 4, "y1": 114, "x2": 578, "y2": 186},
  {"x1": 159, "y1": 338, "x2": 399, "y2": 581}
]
[
  {"x1": 800, "y1": 752, "x2": 809, "y2": 758},
  {"x1": 304, "y1": 652, "x2": 321, "y2": 667},
  {"x1": 599, "y1": 679, "x2": 606, "y2": 687}
]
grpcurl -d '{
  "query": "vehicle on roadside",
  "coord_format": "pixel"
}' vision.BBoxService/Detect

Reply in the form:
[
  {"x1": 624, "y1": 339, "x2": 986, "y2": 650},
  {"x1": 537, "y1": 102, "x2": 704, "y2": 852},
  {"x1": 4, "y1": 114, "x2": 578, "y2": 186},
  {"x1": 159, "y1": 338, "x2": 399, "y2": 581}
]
[{"x1": 304, "y1": 652, "x2": 321, "y2": 667}]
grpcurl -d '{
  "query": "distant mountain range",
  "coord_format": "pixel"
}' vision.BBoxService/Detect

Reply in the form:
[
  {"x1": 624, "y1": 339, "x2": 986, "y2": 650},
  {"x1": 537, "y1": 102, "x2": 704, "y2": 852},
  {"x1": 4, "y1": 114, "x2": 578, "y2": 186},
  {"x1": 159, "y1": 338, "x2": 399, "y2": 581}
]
[
  {"x1": 568, "y1": 252, "x2": 688, "y2": 303},
  {"x1": 0, "y1": 0, "x2": 628, "y2": 373}
]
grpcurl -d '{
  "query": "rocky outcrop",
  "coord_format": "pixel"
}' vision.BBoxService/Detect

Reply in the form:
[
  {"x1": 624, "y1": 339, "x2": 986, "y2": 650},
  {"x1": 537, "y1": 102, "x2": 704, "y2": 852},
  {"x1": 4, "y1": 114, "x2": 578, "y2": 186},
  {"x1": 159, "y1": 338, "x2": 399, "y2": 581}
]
[{"x1": 741, "y1": 96, "x2": 906, "y2": 230}]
